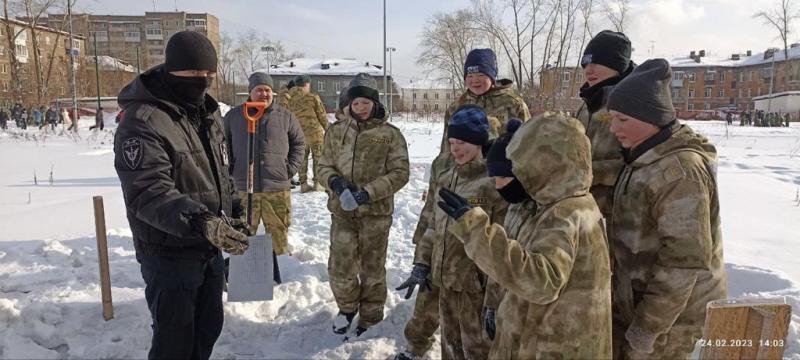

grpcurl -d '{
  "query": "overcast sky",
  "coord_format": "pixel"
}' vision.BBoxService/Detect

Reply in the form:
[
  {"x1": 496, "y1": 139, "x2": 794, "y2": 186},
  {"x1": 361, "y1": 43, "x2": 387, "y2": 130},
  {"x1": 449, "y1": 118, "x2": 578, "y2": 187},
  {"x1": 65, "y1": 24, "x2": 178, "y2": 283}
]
[{"x1": 79, "y1": 0, "x2": 789, "y2": 85}]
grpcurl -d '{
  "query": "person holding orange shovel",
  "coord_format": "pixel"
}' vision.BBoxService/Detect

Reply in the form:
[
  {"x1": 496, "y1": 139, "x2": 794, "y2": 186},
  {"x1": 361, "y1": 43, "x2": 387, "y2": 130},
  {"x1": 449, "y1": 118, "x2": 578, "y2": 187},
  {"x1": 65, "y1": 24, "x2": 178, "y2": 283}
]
[{"x1": 223, "y1": 72, "x2": 306, "y2": 284}]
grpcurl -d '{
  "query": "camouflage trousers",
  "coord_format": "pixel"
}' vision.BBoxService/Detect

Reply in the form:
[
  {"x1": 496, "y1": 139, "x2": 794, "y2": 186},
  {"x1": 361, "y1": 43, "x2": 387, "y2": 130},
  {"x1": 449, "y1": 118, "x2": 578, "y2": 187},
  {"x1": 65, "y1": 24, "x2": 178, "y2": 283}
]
[
  {"x1": 403, "y1": 283, "x2": 440, "y2": 356},
  {"x1": 299, "y1": 141, "x2": 324, "y2": 184},
  {"x1": 240, "y1": 190, "x2": 291, "y2": 255},
  {"x1": 612, "y1": 310, "x2": 701, "y2": 360},
  {"x1": 439, "y1": 287, "x2": 491, "y2": 360},
  {"x1": 328, "y1": 214, "x2": 392, "y2": 328}
]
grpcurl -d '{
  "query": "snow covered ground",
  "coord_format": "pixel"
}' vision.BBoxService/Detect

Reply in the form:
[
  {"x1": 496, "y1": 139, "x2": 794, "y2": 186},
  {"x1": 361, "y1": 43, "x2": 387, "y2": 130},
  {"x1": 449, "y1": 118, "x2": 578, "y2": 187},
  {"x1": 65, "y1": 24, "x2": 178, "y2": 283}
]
[{"x1": 0, "y1": 115, "x2": 798, "y2": 359}]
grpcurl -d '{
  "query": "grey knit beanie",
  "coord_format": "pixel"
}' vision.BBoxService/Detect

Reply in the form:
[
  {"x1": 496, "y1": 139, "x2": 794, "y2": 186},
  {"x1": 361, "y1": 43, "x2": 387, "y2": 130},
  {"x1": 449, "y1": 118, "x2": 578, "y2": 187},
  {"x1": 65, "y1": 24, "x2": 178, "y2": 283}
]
[
  {"x1": 248, "y1": 72, "x2": 274, "y2": 92},
  {"x1": 607, "y1": 58, "x2": 675, "y2": 128}
]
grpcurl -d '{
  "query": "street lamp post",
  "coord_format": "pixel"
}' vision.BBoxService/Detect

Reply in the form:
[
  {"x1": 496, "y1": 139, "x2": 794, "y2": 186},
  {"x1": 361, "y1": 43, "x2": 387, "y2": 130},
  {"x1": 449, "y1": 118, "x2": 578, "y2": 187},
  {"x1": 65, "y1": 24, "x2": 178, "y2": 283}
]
[
  {"x1": 261, "y1": 46, "x2": 276, "y2": 75},
  {"x1": 386, "y1": 47, "x2": 396, "y2": 115}
]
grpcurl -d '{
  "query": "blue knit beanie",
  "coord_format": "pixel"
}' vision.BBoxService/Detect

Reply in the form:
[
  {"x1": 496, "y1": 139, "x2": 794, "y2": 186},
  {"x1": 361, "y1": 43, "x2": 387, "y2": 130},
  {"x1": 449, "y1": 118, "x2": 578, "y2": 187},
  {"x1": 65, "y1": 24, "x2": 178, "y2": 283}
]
[
  {"x1": 464, "y1": 48, "x2": 498, "y2": 83},
  {"x1": 448, "y1": 105, "x2": 490, "y2": 146}
]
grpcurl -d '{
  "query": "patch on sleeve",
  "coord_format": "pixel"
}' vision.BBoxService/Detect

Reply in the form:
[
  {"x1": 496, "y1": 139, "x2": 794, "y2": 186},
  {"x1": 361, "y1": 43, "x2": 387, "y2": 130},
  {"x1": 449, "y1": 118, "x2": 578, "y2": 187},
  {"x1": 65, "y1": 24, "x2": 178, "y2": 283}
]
[
  {"x1": 467, "y1": 196, "x2": 488, "y2": 206},
  {"x1": 368, "y1": 136, "x2": 392, "y2": 144},
  {"x1": 596, "y1": 113, "x2": 612, "y2": 122},
  {"x1": 122, "y1": 137, "x2": 143, "y2": 170}
]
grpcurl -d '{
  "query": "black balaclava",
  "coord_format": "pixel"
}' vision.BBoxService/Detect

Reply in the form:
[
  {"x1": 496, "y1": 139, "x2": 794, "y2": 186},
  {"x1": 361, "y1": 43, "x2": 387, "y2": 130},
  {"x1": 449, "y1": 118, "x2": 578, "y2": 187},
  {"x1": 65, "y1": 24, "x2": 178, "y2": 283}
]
[
  {"x1": 497, "y1": 177, "x2": 530, "y2": 204},
  {"x1": 161, "y1": 31, "x2": 218, "y2": 111}
]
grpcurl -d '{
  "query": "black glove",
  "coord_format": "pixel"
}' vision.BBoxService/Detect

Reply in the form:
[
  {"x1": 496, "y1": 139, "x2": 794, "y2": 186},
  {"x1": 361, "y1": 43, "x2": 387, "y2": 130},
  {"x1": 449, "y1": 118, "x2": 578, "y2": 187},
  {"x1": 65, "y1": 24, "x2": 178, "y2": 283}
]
[
  {"x1": 352, "y1": 189, "x2": 369, "y2": 205},
  {"x1": 395, "y1": 263, "x2": 431, "y2": 299},
  {"x1": 481, "y1": 138, "x2": 495, "y2": 158},
  {"x1": 329, "y1": 176, "x2": 351, "y2": 196},
  {"x1": 437, "y1": 187, "x2": 473, "y2": 220},
  {"x1": 484, "y1": 307, "x2": 496, "y2": 340},
  {"x1": 193, "y1": 213, "x2": 249, "y2": 255}
]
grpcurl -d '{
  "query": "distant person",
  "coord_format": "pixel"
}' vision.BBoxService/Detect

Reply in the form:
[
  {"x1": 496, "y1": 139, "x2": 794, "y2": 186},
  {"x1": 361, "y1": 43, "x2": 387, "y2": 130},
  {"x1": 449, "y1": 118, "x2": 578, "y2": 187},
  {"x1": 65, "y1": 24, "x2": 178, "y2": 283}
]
[
  {"x1": 287, "y1": 74, "x2": 329, "y2": 193},
  {"x1": 0, "y1": 108, "x2": 7, "y2": 130},
  {"x1": 90, "y1": 106, "x2": 104, "y2": 131},
  {"x1": 19, "y1": 109, "x2": 28, "y2": 129},
  {"x1": 33, "y1": 106, "x2": 43, "y2": 127}
]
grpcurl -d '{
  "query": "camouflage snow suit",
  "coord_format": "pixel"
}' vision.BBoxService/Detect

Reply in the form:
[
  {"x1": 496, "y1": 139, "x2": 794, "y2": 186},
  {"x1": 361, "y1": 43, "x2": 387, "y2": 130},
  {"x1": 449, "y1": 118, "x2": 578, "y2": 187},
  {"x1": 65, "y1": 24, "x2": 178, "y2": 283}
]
[
  {"x1": 448, "y1": 113, "x2": 613, "y2": 359},
  {"x1": 414, "y1": 158, "x2": 508, "y2": 359},
  {"x1": 287, "y1": 87, "x2": 329, "y2": 186},
  {"x1": 609, "y1": 123, "x2": 727, "y2": 359},
  {"x1": 316, "y1": 109, "x2": 410, "y2": 329}
]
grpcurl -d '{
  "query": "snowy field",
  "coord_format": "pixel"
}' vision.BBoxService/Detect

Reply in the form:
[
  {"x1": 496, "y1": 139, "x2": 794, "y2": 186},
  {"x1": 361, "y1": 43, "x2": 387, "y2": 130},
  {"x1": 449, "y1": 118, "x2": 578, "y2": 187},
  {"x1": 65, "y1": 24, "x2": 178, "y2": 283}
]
[{"x1": 0, "y1": 114, "x2": 798, "y2": 359}]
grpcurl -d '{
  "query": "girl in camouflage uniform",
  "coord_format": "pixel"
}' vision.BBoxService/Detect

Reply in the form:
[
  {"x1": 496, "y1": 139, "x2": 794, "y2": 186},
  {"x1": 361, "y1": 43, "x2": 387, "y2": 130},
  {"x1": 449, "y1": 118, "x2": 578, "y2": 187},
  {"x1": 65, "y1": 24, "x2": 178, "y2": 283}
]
[{"x1": 317, "y1": 73, "x2": 410, "y2": 338}]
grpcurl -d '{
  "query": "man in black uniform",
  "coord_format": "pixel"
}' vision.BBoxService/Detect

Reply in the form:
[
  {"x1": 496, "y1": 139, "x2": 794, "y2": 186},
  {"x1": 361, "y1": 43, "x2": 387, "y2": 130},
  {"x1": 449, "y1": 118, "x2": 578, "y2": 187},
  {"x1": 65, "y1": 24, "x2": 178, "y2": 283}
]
[{"x1": 114, "y1": 31, "x2": 249, "y2": 359}]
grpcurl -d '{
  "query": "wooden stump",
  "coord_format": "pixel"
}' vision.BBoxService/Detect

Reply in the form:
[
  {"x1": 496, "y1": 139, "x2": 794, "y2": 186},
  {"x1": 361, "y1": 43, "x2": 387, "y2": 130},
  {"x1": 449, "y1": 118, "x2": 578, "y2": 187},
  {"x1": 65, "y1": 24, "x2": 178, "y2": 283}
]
[{"x1": 699, "y1": 298, "x2": 791, "y2": 360}]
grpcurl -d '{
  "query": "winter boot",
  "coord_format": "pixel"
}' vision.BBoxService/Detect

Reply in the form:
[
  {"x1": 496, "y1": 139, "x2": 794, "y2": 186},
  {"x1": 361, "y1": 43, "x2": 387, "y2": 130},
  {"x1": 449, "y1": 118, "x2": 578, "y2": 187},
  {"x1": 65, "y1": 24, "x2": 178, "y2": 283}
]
[
  {"x1": 300, "y1": 183, "x2": 314, "y2": 193},
  {"x1": 393, "y1": 350, "x2": 420, "y2": 360},
  {"x1": 355, "y1": 326, "x2": 369, "y2": 337},
  {"x1": 291, "y1": 179, "x2": 301, "y2": 186},
  {"x1": 332, "y1": 311, "x2": 357, "y2": 334}
]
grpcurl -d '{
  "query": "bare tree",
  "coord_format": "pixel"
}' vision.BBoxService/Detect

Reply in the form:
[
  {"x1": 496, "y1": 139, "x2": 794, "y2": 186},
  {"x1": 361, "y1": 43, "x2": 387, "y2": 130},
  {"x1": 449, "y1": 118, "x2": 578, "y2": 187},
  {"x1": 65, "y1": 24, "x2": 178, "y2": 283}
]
[
  {"x1": 416, "y1": 9, "x2": 484, "y2": 87},
  {"x1": 3, "y1": 0, "x2": 28, "y2": 103},
  {"x1": 20, "y1": 0, "x2": 59, "y2": 105},
  {"x1": 754, "y1": 0, "x2": 799, "y2": 62},
  {"x1": 603, "y1": 0, "x2": 630, "y2": 33}
]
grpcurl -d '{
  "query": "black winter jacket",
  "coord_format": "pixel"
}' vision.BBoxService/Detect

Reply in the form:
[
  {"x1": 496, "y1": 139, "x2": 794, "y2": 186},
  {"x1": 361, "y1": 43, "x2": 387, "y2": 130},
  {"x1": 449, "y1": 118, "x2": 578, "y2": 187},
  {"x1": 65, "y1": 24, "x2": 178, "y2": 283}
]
[{"x1": 114, "y1": 65, "x2": 243, "y2": 259}]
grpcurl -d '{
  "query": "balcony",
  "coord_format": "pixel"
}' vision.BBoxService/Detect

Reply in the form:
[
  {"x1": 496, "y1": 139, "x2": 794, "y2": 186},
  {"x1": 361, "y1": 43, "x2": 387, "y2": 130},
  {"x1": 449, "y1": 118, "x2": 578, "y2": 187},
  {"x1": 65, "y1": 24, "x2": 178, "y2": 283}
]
[{"x1": 672, "y1": 79, "x2": 684, "y2": 87}]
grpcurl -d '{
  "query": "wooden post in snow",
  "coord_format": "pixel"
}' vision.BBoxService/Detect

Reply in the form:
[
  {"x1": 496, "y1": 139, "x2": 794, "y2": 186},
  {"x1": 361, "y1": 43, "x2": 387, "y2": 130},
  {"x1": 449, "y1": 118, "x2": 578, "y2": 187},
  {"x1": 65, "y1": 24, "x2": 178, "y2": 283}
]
[
  {"x1": 93, "y1": 196, "x2": 114, "y2": 321},
  {"x1": 700, "y1": 298, "x2": 791, "y2": 360}
]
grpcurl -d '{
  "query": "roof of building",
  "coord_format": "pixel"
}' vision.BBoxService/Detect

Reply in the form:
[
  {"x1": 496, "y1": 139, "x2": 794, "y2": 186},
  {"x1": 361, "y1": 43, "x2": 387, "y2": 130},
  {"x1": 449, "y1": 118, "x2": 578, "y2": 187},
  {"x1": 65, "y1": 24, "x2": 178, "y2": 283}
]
[
  {"x1": 669, "y1": 46, "x2": 800, "y2": 69},
  {"x1": 399, "y1": 79, "x2": 456, "y2": 90},
  {"x1": 262, "y1": 58, "x2": 384, "y2": 77},
  {"x1": 752, "y1": 90, "x2": 800, "y2": 101},
  {"x1": 1, "y1": 16, "x2": 86, "y2": 39}
]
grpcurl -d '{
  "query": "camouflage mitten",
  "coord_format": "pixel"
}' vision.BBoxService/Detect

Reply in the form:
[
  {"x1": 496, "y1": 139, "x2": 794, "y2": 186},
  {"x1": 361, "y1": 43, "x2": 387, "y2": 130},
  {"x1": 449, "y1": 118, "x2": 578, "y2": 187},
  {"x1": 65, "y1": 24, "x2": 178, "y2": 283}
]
[
  {"x1": 193, "y1": 213, "x2": 249, "y2": 255},
  {"x1": 625, "y1": 325, "x2": 657, "y2": 354},
  {"x1": 395, "y1": 263, "x2": 431, "y2": 299}
]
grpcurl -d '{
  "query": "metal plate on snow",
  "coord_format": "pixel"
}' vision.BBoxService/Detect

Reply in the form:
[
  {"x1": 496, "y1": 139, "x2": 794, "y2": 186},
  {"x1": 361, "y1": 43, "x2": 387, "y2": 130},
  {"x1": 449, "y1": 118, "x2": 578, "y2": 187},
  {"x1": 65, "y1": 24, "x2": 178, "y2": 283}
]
[{"x1": 227, "y1": 233, "x2": 273, "y2": 302}]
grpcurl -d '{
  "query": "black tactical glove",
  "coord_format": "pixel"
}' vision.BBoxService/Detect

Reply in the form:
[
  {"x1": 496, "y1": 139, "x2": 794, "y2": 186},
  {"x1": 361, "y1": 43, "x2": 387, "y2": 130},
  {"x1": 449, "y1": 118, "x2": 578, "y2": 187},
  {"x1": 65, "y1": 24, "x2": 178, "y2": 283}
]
[
  {"x1": 483, "y1": 307, "x2": 496, "y2": 340},
  {"x1": 329, "y1": 176, "x2": 349, "y2": 196},
  {"x1": 437, "y1": 187, "x2": 473, "y2": 220},
  {"x1": 193, "y1": 213, "x2": 249, "y2": 255},
  {"x1": 395, "y1": 263, "x2": 432, "y2": 299},
  {"x1": 352, "y1": 190, "x2": 369, "y2": 205}
]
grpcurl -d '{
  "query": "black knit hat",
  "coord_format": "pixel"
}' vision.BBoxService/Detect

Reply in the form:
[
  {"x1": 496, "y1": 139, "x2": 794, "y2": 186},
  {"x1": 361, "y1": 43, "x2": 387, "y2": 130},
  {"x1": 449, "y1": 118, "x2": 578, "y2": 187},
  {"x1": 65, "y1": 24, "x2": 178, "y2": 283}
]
[
  {"x1": 464, "y1": 48, "x2": 498, "y2": 83},
  {"x1": 347, "y1": 73, "x2": 380, "y2": 104},
  {"x1": 448, "y1": 105, "x2": 490, "y2": 146},
  {"x1": 164, "y1": 31, "x2": 218, "y2": 72},
  {"x1": 607, "y1": 58, "x2": 676, "y2": 128},
  {"x1": 581, "y1": 30, "x2": 632, "y2": 75},
  {"x1": 486, "y1": 118, "x2": 523, "y2": 177},
  {"x1": 294, "y1": 74, "x2": 311, "y2": 87},
  {"x1": 248, "y1": 72, "x2": 274, "y2": 92},
  {"x1": 286, "y1": 79, "x2": 296, "y2": 89}
]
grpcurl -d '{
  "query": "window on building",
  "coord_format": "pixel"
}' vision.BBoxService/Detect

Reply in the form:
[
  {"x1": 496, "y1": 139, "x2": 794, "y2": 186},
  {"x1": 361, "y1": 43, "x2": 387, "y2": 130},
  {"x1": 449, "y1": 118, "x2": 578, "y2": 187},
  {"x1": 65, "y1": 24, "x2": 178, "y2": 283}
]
[
  {"x1": 148, "y1": 49, "x2": 163, "y2": 55},
  {"x1": 434, "y1": 92, "x2": 439, "y2": 100},
  {"x1": 688, "y1": 89, "x2": 695, "y2": 98},
  {"x1": 704, "y1": 103, "x2": 711, "y2": 110},
  {"x1": 706, "y1": 71, "x2": 715, "y2": 81},
  {"x1": 15, "y1": 44, "x2": 28, "y2": 57},
  {"x1": 434, "y1": 103, "x2": 439, "y2": 111},
  {"x1": 688, "y1": 72, "x2": 696, "y2": 81},
  {"x1": 317, "y1": 81, "x2": 325, "y2": 92},
  {"x1": 738, "y1": 88, "x2": 743, "y2": 98},
  {"x1": 719, "y1": 72, "x2": 725, "y2": 82},
  {"x1": 672, "y1": 89, "x2": 680, "y2": 98},
  {"x1": 423, "y1": 93, "x2": 428, "y2": 100},
  {"x1": 146, "y1": 29, "x2": 162, "y2": 36},
  {"x1": 688, "y1": 103, "x2": 694, "y2": 110},
  {"x1": 747, "y1": 88, "x2": 751, "y2": 97},
  {"x1": 718, "y1": 89, "x2": 724, "y2": 97},
  {"x1": 673, "y1": 71, "x2": 685, "y2": 81},
  {"x1": 704, "y1": 87, "x2": 712, "y2": 97},
  {"x1": 561, "y1": 72, "x2": 570, "y2": 82},
  {"x1": 749, "y1": 71, "x2": 754, "y2": 81},
  {"x1": 334, "y1": 81, "x2": 341, "y2": 92},
  {"x1": 576, "y1": 73, "x2": 584, "y2": 83},
  {"x1": 738, "y1": 72, "x2": 744, "y2": 82}
]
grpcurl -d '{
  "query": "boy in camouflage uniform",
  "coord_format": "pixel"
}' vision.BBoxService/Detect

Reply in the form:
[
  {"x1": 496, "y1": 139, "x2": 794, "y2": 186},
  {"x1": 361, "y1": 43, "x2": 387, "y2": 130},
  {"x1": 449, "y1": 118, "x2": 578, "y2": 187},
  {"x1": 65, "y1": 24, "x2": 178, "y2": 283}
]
[
  {"x1": 575, "y1": 30, "x2": 636, "y2": 217},
  {"x1": 398, "y1": 105, "x2": 508, "y2": 360},
  {"x1": 287, "y1": 74, "x2": 329, "y2": 193},
  {"x1": 606, "y1": 59, "x2": 727, "y2": 359},
  {"x1": 316, "y1": 73, "x2": 410, "y2": 338},
  {"x1": 395, "y1": 48, "x2": 530, "y2": 360},
  {"x1": 438, "y1": 112, "x2": 613, "y2": 359}
]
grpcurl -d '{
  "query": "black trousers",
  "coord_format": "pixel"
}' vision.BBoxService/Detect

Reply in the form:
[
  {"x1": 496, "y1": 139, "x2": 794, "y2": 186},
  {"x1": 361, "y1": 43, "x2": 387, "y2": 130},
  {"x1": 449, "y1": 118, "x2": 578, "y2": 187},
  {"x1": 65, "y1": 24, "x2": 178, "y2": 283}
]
[{"x1": 138, "y1": 252, "x2": 225, "y2": 360}]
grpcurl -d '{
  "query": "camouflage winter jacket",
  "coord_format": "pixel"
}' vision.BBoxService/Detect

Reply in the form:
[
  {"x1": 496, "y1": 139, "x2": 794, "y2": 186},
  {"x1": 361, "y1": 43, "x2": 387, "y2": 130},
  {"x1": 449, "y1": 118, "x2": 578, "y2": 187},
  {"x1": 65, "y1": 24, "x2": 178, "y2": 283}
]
[
  {"x1": 610, "y1": 123, "x2": 727, "y2": 358},
  {"x1": 575, "y1": 87, "x2": 625, "y2": 217},
  {"x1": 414, "y1": 158, "x2": 508, "y2": 293},
  {"x1": 287, "y1": 87, "x2": 328, "y2": 142},
  {"x1": 449, "y1": 113, "x2": 612, "y2": 359},
  {"x1": 317, "y1": 107, "x2": 410, "y2": 218},
  {"x1": 411, "y1": 152, "x2": 451, "y2": 245},
  {"x1": 276, "y1": 87, "x2": 291, "y2": 108},
  {"x1": 440, "y1": 79, "x2": 530, "y2": 155}
]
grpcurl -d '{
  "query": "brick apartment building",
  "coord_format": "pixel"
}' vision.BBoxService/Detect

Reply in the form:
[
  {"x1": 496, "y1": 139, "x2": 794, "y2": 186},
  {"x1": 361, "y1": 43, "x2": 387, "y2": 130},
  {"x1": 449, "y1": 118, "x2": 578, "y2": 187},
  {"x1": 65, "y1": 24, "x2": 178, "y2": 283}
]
[{"x1": 540, "y1": 45, "x2": 800, "y2": 114}]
